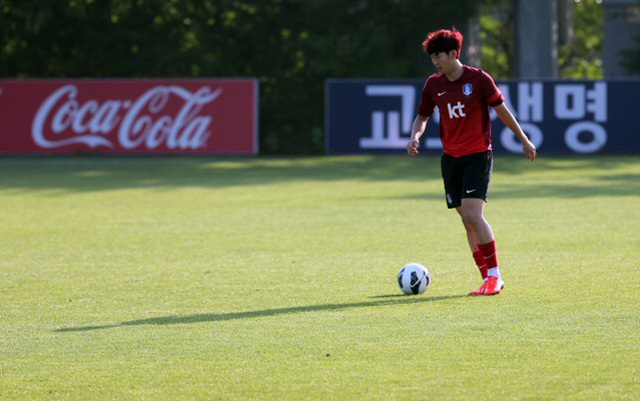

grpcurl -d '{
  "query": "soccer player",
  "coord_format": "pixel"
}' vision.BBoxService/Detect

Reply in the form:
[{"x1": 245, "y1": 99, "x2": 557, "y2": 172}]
[{"x1": 407, "y1": 28, "x2": 537, "y2": 296}]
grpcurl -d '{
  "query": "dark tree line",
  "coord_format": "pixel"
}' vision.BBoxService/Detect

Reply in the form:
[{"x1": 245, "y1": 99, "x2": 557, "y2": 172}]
[{"x1": 1, "y1": 0, "x2": 482, "y2": 154}]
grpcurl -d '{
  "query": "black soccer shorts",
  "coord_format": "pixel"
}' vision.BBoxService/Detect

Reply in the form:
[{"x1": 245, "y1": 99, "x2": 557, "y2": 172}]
[{"x1": 440, "y1": 150, "x2": 493, "y2": 209}]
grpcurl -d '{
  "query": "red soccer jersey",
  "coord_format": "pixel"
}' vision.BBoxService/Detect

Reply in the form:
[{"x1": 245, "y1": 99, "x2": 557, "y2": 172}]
[{"x1": 418, "y1": 65, "x2": 504, "y2": 157}]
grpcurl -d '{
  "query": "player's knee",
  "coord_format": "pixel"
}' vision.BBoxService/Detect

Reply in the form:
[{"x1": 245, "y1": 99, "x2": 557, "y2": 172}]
[
  {"x1": 460, "y1": 210, "x2": 483, "y2": 228},
  {"x1": 459, "y1": 214, "x2": 474, "y2": 230}
]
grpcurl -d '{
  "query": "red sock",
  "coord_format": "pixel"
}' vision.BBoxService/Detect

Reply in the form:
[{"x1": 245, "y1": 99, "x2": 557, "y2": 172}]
[
  {"x1": 472, "y1": 250, "x2": 488, "y2": 280},
  {"x1": 478, "y1": 240, "x2": 499, "y2": 270}
]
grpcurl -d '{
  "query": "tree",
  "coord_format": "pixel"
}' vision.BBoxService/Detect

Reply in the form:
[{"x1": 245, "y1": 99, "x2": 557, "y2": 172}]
[
  {"x1": 478, "y1": 0, "x2": 514, "y2": 79},
  {"x1": 477, "y1": 0, "x2": 603, "y2": 79},
  {"x1": 0, "y1": 0, "x2": 483, "y2": 154},
  {"x1": 558, "y1": 0, "x2": 603, "y2": 79}
]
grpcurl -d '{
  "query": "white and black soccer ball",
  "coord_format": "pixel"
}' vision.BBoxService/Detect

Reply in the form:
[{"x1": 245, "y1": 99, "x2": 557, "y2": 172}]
[{"x1": 397, "y1": 263, "x2": 431, "y2": 295}]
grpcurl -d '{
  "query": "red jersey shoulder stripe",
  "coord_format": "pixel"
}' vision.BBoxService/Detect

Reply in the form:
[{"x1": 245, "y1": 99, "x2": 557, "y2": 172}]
[{"x1": 487, "y1": 91, "x2": 504, "y2": 106}]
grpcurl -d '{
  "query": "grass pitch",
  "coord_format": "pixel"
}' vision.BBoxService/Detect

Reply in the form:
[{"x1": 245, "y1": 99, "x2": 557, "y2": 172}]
[{"x1": 1, "y1": 155, "x2": 638, "y2": 400}]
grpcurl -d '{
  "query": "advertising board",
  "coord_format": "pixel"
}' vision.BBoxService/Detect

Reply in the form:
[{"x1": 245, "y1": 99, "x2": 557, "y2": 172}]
[
  {"x1": 0, "y1": 79, "x2": 258, "y2": 155},
  {"x1": 326, "y1": 79, "x2": 638, "y2": 155}
]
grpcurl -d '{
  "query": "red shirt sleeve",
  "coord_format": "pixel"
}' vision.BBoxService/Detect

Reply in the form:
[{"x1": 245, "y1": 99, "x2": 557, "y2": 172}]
[
  {"x1": 418, "y1": 78, "x2": 435, "y2": 117},
  {"x1": 480, "y1": 70, "x2": 504, "y2": 107}
]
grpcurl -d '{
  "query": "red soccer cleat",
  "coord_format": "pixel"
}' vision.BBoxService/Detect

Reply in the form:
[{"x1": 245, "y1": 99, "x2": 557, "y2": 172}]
[
  {"x1": 484, "y1": 276, "x2": 504, "y2": 295},
  {"x1": 468, "y1": 276, "x2": 505, "y2": 296},
  {"x1": 468, "y1": 281, "x2": 487, "y2": 296}
]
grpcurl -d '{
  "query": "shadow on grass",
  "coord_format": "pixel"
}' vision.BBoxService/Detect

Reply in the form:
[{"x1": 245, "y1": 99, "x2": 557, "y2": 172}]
[
  {"x1": 54, "y1": 294, "x2": 466, "y2": 333},
  {"x1": 3, "y1": 155, "x2": 637, "y2": 198},
  {"x1": 0, "y1": 155, "x2": 440, "y2": 193}
]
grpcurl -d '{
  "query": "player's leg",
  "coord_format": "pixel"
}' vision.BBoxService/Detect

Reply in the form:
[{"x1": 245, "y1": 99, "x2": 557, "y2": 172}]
[
  {"x1": 460, "y1": 151, "x2": 503, "y2": 296},
  {"x1": 461, "y1": 199, "x2": 502, "y2": 295},
  {"x1": 459, "y1": 198, "x2": 494, "y2": 245},
  {"x1": 455, "y1": 206, "x2": 487, "y2": 281},
  {"x1": 442, "y1": 154, "x2": 489, "y2": 285}
]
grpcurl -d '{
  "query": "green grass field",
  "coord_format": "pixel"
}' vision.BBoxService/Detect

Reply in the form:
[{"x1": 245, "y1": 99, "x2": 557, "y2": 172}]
[{"x1": 1, "y1": 155, "x2": 638, "y2": 400}]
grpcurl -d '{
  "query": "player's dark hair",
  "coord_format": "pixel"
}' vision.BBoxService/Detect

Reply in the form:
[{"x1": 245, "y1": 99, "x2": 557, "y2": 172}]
[{"x1": 422, "y1": 28, "x2": 464, "y2": 56}]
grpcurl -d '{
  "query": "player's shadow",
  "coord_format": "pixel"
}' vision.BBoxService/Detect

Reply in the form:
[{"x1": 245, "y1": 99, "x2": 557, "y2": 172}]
[{"x1": 54, "y1": 294, "x2": 465, "y2": 333}]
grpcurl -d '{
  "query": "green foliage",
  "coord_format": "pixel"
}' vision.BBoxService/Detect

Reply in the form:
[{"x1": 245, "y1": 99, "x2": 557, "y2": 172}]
[
  {"x1": 479, "y1": 0, "x2": 604, "y2": 80},
  {"x1": 0, "y1": 0, "x2": 481, "y2": 154},
  {"x1": 479, "y1": 0, "x2": 513, "y2": 79},
  {"x1": 558, "y1": 1, "x2": 604, "y2": 79}
]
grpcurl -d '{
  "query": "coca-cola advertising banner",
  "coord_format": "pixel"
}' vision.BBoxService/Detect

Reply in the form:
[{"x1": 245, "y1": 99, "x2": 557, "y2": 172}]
[{"x1": 0, "y1": 79, "x2": 258, "y2": 155}]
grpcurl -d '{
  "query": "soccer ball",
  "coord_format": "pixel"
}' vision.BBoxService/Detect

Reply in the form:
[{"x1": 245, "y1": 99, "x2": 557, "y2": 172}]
[{"x1": 397, "y1": 263, "x2": 431, "y2": 295}]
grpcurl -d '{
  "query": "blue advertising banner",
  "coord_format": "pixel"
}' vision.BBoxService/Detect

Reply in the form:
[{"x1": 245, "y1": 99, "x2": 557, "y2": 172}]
[{"x1": 326, "y1": 79, "x2": 640, "y2": 155}]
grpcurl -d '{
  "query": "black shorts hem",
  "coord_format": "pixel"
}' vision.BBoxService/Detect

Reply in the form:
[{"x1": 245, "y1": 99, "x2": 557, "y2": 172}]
[{"x1": 441, "y1": 151, "x2": 493, "y2": 209}]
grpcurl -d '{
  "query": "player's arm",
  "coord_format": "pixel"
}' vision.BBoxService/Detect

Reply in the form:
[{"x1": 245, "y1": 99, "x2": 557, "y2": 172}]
[
  {"x1": 407, "y1": 114, "x2": 430, "y2": 156},
  {"x1": 493, "y1": 103, "x2": 537, "y2": 161}
]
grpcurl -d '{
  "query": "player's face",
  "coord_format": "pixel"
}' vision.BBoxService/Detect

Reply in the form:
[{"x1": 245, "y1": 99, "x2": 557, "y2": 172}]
[{"x1": 430, "y1": 51, "x2": 456, "y2": 74}]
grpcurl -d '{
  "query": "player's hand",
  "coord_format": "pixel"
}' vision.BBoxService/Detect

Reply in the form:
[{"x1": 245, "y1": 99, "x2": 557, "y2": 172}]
[
  {"x1": 407, "y1": 139, "x2": 419, "y2": 156},
  {"x1": 523, "y1": 140, "x2": 537, "y2": 161}
]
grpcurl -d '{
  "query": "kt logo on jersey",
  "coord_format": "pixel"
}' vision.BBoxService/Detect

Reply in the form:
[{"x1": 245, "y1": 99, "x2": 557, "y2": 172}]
[
  {"x1": 446, "y1": 84, "x2": 473, "y2": 119},
  {"x1": 447, "y1": 101, "x2": 466, "y2": 119}
]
